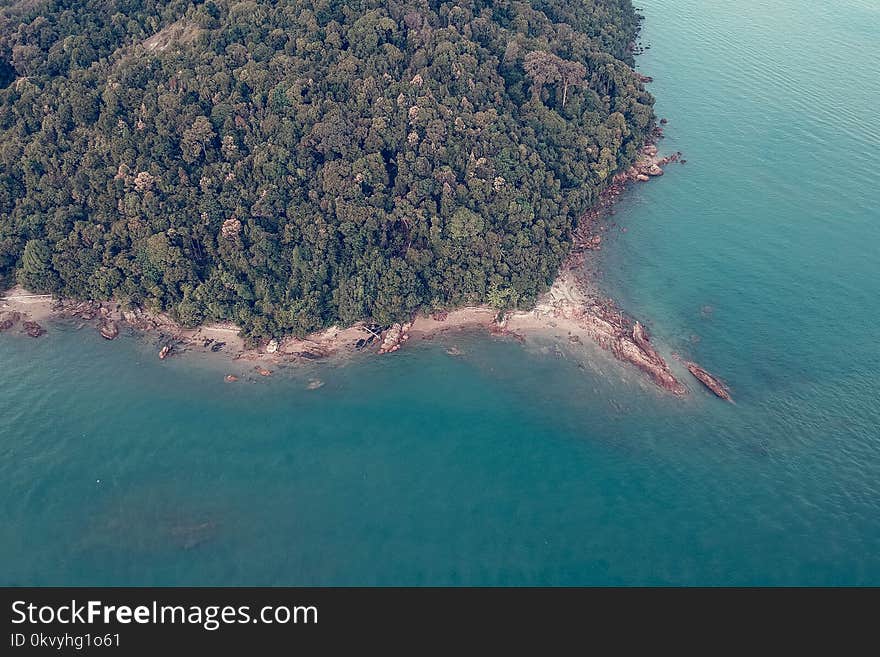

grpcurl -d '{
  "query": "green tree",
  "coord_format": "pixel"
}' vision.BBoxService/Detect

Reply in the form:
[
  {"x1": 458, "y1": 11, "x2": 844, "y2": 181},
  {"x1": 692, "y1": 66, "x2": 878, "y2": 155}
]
[
  {"x1": 181, "y1": 116, "x2": 216, "y2": 164},
  {"x1": 17, "y1": 239, "x2": 56, "y2": 291}
]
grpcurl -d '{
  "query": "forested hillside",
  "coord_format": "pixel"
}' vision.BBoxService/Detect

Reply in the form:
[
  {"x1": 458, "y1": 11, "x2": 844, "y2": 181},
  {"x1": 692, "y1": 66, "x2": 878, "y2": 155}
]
[{"x1": 0, "y1": 0, "x2": 654, "y2": 338}]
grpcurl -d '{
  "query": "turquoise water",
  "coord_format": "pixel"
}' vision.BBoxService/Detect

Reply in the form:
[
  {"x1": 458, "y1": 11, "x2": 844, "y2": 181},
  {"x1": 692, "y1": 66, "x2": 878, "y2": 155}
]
[{"x1": 2, "y1": 0, "x2": 879, "y2": 585}]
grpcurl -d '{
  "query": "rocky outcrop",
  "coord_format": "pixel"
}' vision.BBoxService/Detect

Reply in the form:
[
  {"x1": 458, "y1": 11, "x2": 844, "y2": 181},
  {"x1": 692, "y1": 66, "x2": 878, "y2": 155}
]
[
  {"x1": 686, "y1": 362, "x2": 732, "y2": 401},
  {"x1": 617, "y1": 144, "x2": 681, "y2": 185},
  {"x1": 378, "y1": 322, "x2": 411, "y2": 354},
  {"x1": 533, "y1": 272, "x2": 687, "y2": 395},
  {"x1": 489, "y1": 316, "x2": 525, "y2": 343},
  {"x1": 61, "y1": 300, "x2": 101, "y2": 321},
  {"x1": 0, "y1": 311, "x2": 20, "y2": 331},
  {"x1": 159, "y1": 344, "x2": 172, "y2": 359},
  {"x1": 531, "y1": 135, "x2": 696, "y2": 395},
  {"x1": 570, "y1": 140, "x2": 683, "y2": 258},
  {"x1": 99, "y1": 320, "x2": 119, "y2": 340},
  {"x1": 22, "y1": 321, "x2": 45, "y2": 338},
  {"x1": 612, "y1": 323, "x2": 686, "y2": 394},
  {"x1": 224, "y1": 375, "x2": 238, "y2": 383}
]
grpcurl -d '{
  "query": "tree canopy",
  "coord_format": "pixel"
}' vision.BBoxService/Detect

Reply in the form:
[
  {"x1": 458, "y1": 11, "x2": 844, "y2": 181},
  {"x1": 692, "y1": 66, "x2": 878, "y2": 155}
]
[{"x1": 0, "y1": 0, "x2": 654, "y2": 338}]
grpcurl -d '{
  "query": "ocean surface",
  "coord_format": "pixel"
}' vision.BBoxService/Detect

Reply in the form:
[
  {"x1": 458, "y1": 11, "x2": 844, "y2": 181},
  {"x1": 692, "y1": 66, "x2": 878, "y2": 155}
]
[{"x1": 2, "y1": 0, "x2": 879, "y2": 585}]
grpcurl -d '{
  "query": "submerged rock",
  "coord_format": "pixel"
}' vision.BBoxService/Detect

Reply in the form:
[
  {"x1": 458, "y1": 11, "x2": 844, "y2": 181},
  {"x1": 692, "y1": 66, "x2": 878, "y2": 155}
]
[
  {"x1": 159, "y1": 344, "x2": 172, "y2": 359},
  {"x1": 168, "y1": 520, "x2": 217, "y2": 551},
  {"x1": 224, "y1": 375, "x2": 238, "y2": 383},
  {"x1": 686, "y1": 362, "x2": 732, "y2": 401},
  {"x1": 306, "y1": 379, "x2": 324, "y2": 390}
]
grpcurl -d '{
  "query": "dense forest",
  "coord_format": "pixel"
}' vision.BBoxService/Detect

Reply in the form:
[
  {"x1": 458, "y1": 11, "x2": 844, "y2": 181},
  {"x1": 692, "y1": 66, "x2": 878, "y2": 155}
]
[{"x1": 0, "y1": 0, "x2": 654, "y2": 338}]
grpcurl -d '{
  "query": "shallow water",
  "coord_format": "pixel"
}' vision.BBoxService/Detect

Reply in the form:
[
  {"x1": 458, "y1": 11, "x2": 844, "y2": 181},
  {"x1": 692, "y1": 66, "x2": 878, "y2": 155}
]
[{"x1": 2, "y1": 0, "x2": 879, "y2": 584}]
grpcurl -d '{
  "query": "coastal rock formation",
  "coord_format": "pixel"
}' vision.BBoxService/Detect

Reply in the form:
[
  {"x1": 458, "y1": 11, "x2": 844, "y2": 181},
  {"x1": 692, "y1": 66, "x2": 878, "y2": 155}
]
[
  {"x1": 159, "y1": 344, "x2": 172, "y2": 359},
  {"x1": 378, "y1": 322, "x2": 411, "y2": 354},
  {"x1": 62, "y1": 300, "x2": 100, "y2": 321},
  {"x1": 489, "y1": 317, "x2": 526, "y2": 343},
  {"x1": 224, "y1": 375, "x2": 238, "y2": 383},
  {"x1": 278, "y1": 339, "x2": 332, "y2": 360},
  {"x1": 532, "y1": 272, "x2": 687, "y2": 395},
  {"x1": 612, "y1": 323, "x2": 685, "y2": 394},
  {"x1": 0, "y1": 311, "x2": 19, "y2": 331},
  {"x1": 295, "y1": 347, "x2": 329, "y2": 360},
  {"x1": 99, "y1": 320, "x2": 119, "y2": 340},
  {"x1": 686, "y1": 362, "x2": 732, "y2": 401},
  {"x1": 570, "y1": 140, "x2": 682, "y2": 257},
  {"x1": 520, "y1": 135, "x2": 697, "y2": 395},
  {"x1": 22, "y1": 321, "x2": 45, "y2": 338},
  {"x1": 619, "y1": 144, "x2": 681, "y2": 183}
]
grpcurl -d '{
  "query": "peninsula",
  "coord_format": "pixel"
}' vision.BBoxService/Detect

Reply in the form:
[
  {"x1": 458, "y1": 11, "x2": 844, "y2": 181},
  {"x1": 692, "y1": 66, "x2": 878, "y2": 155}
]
[{"x1": 0, "y1": 1, "x2": 725, "y2": 396}]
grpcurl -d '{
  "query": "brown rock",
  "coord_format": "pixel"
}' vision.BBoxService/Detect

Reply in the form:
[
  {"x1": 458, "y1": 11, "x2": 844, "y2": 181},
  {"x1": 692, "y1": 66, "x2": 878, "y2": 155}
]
[
  {"x1": 686, "y1": 362, "x2": 732, "y2": 401},
  {"x1": 378, "y1": 322, "x2": 411, "y2": 354},
  {"x1": 631, "y1": 322, "x2": 652, "y2": 353},
  {"x1": 22, "y1": 321, "x2": 45, "y2": 338},
  {"x1": 159, "y1": 344, "x2": 172, "y2": 359},
  {"x1": 225, "y1": 375, "x2": 238, "y2": 383},
  {"x1": 99, "y1": 320, "x2": 119, "y2": 340}
]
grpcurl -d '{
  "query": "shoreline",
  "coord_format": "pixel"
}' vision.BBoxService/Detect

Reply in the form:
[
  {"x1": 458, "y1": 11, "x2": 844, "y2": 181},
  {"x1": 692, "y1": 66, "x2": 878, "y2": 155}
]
[{"x1": 1, "y1": 140, "x2": 727, "y2": 398}]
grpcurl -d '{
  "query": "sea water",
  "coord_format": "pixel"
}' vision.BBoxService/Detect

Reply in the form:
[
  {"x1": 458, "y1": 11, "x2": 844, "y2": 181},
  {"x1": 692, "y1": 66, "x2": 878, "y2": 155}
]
[{"x1": 1, "y1": 0, "x2": 878, "y2": 585}]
